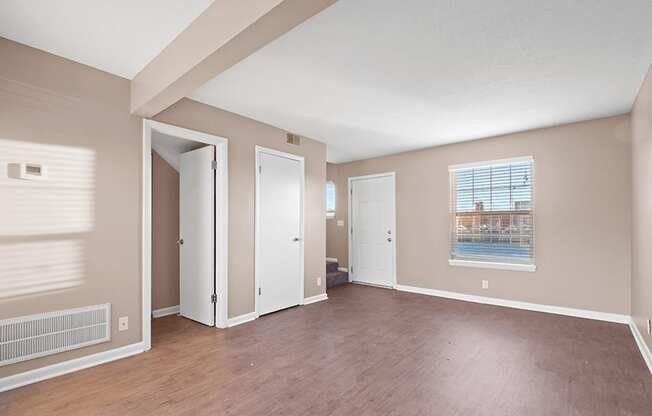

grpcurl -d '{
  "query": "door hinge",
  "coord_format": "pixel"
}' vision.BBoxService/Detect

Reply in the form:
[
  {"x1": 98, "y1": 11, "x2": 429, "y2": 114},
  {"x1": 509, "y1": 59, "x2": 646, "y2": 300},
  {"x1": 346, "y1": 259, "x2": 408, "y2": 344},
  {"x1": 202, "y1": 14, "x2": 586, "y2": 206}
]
[
  {"x1": 350, "y1": 226, "x2": 353, "y2": 235},
  {"x1": 258, "y1": 165, "x2": 262, "y2": 174},
  {"x1": 211, "y1": 293, "x2": 217, "y2": 303},
  {"x1": 258, "y1": 287, "x2": 261, "y2": 296},
  {"x1": 351, "y1": 266, "x2": 353, "y2": 274},
  {"x1": 211, "y1": 160, "x2": 217, "y2": 170}
]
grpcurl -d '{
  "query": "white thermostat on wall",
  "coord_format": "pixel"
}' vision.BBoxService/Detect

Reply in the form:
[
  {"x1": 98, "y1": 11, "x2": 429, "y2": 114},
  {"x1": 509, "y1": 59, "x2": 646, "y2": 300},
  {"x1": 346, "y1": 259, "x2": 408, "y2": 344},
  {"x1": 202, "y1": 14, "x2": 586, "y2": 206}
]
[{"x1": 8, "y1": 163, "x2": 48, "y2": 180}]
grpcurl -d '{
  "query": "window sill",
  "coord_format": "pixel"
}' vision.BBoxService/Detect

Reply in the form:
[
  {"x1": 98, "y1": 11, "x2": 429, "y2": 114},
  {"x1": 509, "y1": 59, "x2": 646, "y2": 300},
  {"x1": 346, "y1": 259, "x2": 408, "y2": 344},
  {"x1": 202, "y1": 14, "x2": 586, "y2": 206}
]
[{"x1": 448, "y1": 259, "x2": 536, "y2": 272}]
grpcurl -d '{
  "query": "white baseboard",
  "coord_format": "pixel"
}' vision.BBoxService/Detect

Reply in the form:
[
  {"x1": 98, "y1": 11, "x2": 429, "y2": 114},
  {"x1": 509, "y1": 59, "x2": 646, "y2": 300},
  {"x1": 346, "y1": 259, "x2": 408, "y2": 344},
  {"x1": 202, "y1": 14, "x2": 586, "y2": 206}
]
[
  {"x1": 352, "y1": 280, "x2": 393, "y2": 289},
  {"x1": 152, "y1": 305, "x2": 179, "y2": 318},
  {"x1": 227, "y1": 295, "x2": 329, "y2": 327},
  {"x1": 630, "y1": 318, "x2": 652, "y2": 374},
  {"x1": 303, "y1": 293, "x2": 328, "y2": 305},
  {"x1": 0, "y1": 342, "x2": 146, "y2": 393},
  {"x1": 227, "y1": 312, "x2": 257, "y2": 328},
  {"x1": 338, "y1": 267, "x2": 348, "y2": 272},
  {"x1": 326, "y1": 257, "x2": 338, "y2": 263},
  {"x1": 395, "y1": 284, "x2": 630, "y2": 324}
]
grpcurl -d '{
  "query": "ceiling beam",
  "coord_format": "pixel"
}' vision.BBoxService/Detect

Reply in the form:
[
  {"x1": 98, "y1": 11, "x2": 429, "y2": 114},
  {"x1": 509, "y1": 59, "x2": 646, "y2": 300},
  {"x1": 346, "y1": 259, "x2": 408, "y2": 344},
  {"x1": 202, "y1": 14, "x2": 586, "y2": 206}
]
[{"x1": 131, "y1": 0, "x2": 337, "y2": 117}]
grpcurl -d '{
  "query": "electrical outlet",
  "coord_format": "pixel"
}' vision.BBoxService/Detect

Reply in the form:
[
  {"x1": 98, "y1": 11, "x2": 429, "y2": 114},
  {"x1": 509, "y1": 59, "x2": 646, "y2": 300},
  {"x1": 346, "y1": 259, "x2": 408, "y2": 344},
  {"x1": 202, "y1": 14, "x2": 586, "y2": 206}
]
[
  {"x1": 317, "y1": 277, "x2": 322, "y2": 286},
  {"x1": 118, "y1": 316, "x2": 129, "y2": 332},
  {"x1": 482, "y1": 280, "x2": 489, "y2": 289},
  {"x1": 647, "y1": 319, "x2": 651, "y2": 335}
]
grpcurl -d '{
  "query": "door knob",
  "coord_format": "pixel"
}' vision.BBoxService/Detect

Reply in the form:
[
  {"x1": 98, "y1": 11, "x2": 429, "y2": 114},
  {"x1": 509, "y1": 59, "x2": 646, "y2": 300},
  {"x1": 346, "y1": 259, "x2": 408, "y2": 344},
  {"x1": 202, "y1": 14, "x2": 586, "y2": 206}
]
[
  {"x1": 177, "y1": 238, "x2": 184, "y2": 245},
  {"x1": 293, "y1": 237, "x2": 302, "y2": 242},
  {"x1": 387, "y1": 238, "x2": 392, "y2": 242}
]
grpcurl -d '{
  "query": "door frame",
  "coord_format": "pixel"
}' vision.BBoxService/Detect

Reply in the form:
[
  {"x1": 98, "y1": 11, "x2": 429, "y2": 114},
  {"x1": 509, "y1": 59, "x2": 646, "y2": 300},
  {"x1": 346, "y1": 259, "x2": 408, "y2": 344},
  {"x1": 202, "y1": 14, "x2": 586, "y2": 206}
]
[
  {"x1": 142, "y1": 120, "x2": 229, "y2": 350},
  {"x1": 254, "y1": 146, "x2": 305, "y2": 317},
  {"x1": 347, "y1": 172, "x2": 397, "y2": 289}
]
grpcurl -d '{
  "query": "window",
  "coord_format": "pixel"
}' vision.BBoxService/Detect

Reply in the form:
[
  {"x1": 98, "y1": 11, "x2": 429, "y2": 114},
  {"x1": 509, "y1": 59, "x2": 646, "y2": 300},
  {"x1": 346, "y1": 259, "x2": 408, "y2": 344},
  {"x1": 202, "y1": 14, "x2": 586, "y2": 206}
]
[
  {"x1": 449, "y1": 157, "x2": 535, "y2": 271},
  {"x1": 326, "y1": 181, "x2": 336, "y2": 218}
]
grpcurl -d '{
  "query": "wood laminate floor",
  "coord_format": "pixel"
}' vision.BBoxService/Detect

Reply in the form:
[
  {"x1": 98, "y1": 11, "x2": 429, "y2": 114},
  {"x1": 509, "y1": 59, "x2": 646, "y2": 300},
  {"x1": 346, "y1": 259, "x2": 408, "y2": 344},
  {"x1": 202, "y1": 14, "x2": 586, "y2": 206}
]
[{"x1": 1, "y1": 284, "x2": 651, "y2": 415}]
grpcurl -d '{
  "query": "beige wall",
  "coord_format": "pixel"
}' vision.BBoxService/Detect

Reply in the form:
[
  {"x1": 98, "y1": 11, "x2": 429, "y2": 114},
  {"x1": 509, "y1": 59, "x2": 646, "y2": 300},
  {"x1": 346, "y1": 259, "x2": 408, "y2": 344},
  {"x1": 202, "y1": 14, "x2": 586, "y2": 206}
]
[
  {"x1": 0, "y1": 38, "x2": 142, "y2": 377},
  {"x1": 0, "y1": 37, "x2": 326, "y2": 378},
  {"x1": 152, "y1": 151, "x2": 180, "y2": 310},
  {"x1": 154, "y1": 100, "x2": 327, "y2": 317},
  {"x1": 328, "y1": 115, "x2": 631, "y2": 314},
  {"x1": 632, "y1": 67, "x2": 652, "y2": 352}
]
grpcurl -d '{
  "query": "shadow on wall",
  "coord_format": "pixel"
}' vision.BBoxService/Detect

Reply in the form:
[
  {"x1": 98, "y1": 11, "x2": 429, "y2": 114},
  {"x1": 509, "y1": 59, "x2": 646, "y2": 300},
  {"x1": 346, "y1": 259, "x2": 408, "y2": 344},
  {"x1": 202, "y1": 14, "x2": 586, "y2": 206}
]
[{"x1": 0, "y1": 138, "x2": 95, "y2": 300}]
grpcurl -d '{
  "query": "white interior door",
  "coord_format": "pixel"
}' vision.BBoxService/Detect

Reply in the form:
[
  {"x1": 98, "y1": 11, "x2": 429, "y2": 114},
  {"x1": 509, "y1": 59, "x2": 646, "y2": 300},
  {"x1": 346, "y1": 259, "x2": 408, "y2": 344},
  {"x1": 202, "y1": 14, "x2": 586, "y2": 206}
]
[
  {"x1": 350, "y1": 174, "x2": 395, "y2": 287},
  {"x1": 257, "y1": 150, "x2": 303, "y2": 315},
  {"x1": 179, "y1": 145, "x2": 215, "y2": 326}
]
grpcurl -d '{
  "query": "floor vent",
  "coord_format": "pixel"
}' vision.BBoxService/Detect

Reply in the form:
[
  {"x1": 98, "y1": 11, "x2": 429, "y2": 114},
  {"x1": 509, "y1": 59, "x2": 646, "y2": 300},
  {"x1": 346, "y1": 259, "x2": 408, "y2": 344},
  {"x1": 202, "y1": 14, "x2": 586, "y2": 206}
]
[{"x1": 0, "y1": 304, "x2": 111, "y2": 366}]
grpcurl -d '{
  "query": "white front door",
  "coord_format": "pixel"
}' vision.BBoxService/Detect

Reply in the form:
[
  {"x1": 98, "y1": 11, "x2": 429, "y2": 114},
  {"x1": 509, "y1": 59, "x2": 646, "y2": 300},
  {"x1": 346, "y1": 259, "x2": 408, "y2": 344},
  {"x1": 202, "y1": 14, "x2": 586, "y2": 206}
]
[
  {"x1": 257, "y1": 150, "x2": 303, "y2": 316},
  {"x1": 350, "y1": 174, "x2": 395, "y2": 287},
  {"x1": 179, "y1": 145, "x2": 215, "y2": 326}
]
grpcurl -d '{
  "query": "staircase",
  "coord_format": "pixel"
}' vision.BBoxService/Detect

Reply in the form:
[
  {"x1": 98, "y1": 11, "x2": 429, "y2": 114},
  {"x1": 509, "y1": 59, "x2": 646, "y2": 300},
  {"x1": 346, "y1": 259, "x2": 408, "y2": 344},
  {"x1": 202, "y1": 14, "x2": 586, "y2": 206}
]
[{"x1": 326, "y1": 259, "x2": 348, "y2": 289}]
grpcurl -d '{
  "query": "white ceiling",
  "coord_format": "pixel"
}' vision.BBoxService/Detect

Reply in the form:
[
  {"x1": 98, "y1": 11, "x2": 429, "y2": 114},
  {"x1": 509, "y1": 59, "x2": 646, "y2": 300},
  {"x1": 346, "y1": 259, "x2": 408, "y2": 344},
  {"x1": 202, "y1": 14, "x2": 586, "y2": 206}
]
[
  {"x1": 192, "y1": 0, "x2": 652, "y2": 163},
  {"x1": 152, "y1": 130, "x2": 205, "y2": 172},
  {"x1": 1, "y1": 1, "x2": 650, "y2": 163},
  {"x1": 0, "y1": 0, "x2": 213, "y2": 79}
]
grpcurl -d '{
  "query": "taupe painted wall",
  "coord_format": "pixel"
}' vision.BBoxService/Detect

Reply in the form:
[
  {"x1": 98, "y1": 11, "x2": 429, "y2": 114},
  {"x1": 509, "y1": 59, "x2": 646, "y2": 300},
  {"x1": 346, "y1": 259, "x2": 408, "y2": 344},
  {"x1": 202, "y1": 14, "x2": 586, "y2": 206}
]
[
  {"x1": 0, "y1": 38, "x2": 142, "y2": 377},
  {"x1": 327, "y1": 115, "x2": 631, "y2": 314},
  {"x1": 152, "y1": 151, "x2": 180, "y2": 310},
  {"x1": 632, "y1": 66, "x2": 652, "y2": 352},
  {"x1": 0, "y1": 37, "x2": 326, "y2": 377},
  {"x1": 154, "y1": 99, "x2": 327, "y2": 318}
]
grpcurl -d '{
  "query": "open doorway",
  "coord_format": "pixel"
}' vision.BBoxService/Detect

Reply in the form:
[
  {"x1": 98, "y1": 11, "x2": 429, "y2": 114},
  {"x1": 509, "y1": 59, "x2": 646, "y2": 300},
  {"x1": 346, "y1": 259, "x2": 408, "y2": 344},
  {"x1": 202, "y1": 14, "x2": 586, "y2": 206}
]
[
  {"x1": 142, "y1": 120, "x2": 228, "y2": 351},
  {"x1": 325, "y1": 174, "x2": 349, "y2": 291}
]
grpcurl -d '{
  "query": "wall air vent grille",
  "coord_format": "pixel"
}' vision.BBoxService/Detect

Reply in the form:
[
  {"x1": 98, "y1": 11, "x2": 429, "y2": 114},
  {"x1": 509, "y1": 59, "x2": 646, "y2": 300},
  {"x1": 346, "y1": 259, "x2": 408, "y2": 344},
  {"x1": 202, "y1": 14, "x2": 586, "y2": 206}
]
[
  {"x1": 0, "y1": 304, "x2": 111, "y2": 366},
  {"x1": 286, "y1": 133, "x2": 301, "y2": 146}
]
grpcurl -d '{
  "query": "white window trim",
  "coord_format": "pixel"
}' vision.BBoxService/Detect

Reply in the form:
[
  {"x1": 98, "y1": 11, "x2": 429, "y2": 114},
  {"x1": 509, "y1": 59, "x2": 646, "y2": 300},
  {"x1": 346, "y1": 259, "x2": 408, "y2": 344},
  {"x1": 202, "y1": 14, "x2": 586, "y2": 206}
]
[
  {"x1": 449, "y1": 156, "x2": 536, "y2": 272},
  {"x1": 449, "y1": 259, "x2": 536, "y2": 272},
  {"x1": 449, "y1": 156, "x2": 534, "y2": 171}
]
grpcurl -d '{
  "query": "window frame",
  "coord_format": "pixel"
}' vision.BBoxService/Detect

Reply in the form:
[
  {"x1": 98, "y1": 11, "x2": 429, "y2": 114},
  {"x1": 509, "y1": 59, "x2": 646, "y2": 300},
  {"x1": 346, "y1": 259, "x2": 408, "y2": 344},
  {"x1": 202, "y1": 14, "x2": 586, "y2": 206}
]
[
  {"x1": 326, "y1": 180, "x2": 336, "y2": 218},
  {"x1": 448, "y1": 156, "x2": 536, "y2": 272}
]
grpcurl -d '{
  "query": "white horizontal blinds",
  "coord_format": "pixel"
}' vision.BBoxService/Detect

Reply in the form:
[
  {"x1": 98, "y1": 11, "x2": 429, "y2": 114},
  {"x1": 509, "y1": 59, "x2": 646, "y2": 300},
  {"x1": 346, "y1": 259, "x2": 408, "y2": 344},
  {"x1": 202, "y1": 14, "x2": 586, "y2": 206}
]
[{"x1": 450, "y1": 158, "x2": 534, "y2": 265}]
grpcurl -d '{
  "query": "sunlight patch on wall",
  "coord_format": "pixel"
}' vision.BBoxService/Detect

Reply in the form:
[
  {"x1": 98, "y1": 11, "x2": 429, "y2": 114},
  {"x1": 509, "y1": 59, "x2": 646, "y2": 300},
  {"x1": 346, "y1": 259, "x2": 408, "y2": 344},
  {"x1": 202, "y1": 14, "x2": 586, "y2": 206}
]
[
  {"x1": 0, "y1": 139, "x2": 95, "y2": 236},
  {"x1": 0, "y1": 138, "x2": 95, "y2": 300},
  {"x1": 0, "y1": 239, "x2": 84, "y2": 299}
]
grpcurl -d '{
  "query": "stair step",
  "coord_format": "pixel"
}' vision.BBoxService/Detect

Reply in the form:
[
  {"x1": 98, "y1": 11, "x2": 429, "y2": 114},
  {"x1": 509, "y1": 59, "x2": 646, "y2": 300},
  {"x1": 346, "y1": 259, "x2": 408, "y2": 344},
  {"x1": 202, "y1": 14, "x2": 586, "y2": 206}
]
[{"x1": 326, "y1": 271, "x2": 348, "y2": 289}]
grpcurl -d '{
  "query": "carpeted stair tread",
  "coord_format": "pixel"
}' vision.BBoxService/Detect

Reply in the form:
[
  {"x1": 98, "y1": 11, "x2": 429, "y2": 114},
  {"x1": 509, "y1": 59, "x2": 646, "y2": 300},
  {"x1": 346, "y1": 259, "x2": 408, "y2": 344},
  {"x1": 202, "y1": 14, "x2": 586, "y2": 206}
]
[
  {"x1": 326, "y1": 271, "x2": 348, "y2": 289},
  {"x1": 326, "y1": 261, "x2": 339, "y2": 273}
]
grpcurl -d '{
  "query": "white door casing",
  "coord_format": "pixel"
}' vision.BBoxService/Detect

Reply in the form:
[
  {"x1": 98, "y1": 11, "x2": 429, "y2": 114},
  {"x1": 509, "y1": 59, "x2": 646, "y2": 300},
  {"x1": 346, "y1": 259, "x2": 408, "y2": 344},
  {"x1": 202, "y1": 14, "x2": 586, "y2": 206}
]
[
  {"x1": 143, "y1": 119, "x2": 228, "y2": 350},
  {"x1": 255, "y1": 147, "x2": 304, "y2": 316},
  {"x1": 179, "y1": 145, "x2": 215, "y2": 326},
  {"x1": 349, "y1": 173, "x2": 396, "y2": 288}
]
